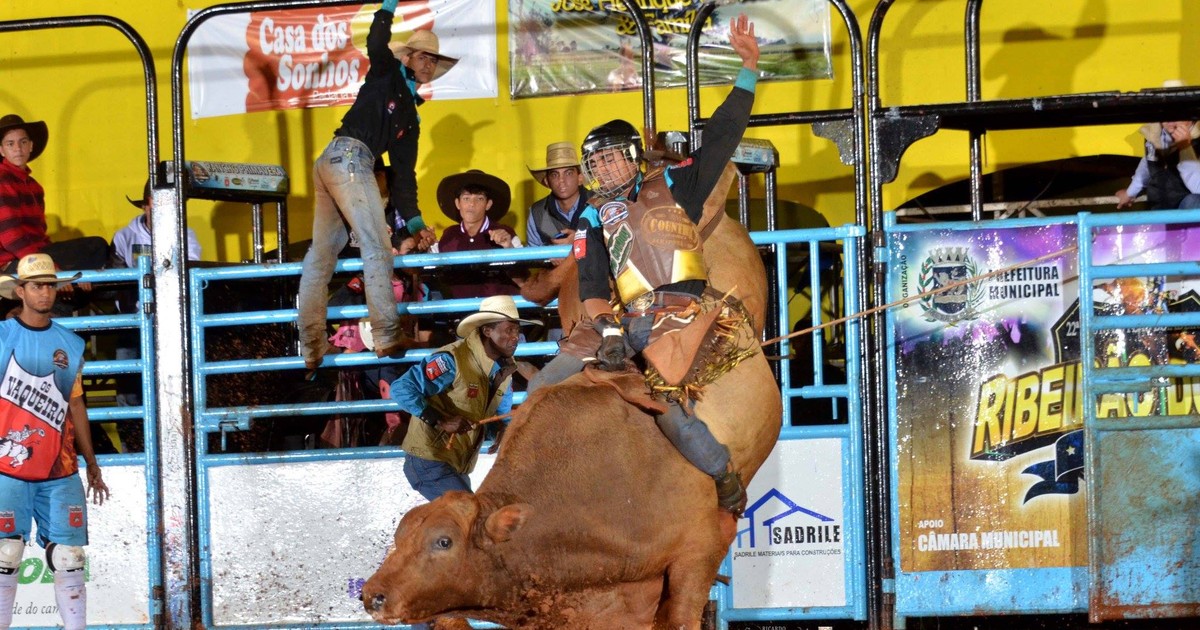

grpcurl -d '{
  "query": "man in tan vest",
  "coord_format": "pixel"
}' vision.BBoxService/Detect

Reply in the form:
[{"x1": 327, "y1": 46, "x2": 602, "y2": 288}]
[{"x1": 388, "y1": 295, "x2": 539, "y2": 500}]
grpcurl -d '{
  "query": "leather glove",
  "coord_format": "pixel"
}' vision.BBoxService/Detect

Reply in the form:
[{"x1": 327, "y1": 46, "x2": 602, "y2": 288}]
[
  {"x1": 436, "y1": 415, "x2": 473, "y2": 435},
  {"x1": 594, "y1": 313, "x2": 628, "y2": 371}
]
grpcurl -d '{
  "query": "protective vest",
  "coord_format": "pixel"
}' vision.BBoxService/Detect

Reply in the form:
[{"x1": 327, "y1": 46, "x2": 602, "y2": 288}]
[
  {"x1": 598, "y1": 174, "x2": 707, "y2": 304},
  {"x1": 400, "y1": 334, "x2": 511, "y2": 474},
  {"x1": 0, "y1": 319, "x2": 85, "y2": 481}
]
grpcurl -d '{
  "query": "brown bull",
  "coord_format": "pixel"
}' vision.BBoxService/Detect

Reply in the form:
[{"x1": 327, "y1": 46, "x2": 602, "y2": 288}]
[{"x1": 363, "y1": 164, "x2": 781, "y2": 628}]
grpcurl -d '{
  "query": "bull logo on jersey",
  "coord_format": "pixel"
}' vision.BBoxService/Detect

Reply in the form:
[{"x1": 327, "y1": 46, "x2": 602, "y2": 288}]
[
  {"x1": 0, "y1": 425, "x2": 44, "y2": 468},
  {"x1": 598, "y1": 201, "x2": 629, "y2": 226},
  {"x1": 0, "y1": 511, "x2": 13, "y2": 533},
  {"x1": 52, "y1": 349, "x2": 68, "y2": 370}
]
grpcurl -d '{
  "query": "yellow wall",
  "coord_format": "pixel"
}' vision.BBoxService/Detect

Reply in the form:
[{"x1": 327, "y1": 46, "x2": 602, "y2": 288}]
[{"x1": 0, "y1": 1, "x2": 1192, "y2": 262}]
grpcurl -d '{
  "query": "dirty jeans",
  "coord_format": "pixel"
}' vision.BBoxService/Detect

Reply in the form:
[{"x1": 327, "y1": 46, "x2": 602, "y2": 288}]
[
  {"x1": 530, "y1": 315, "x2": 731, "y2": 478},
  {"x1": 404, "y1": 454, "x2": 472, "y2": 502},
  {"x1": 297, "y1": 136, "x2": 400, "y2": 364}
]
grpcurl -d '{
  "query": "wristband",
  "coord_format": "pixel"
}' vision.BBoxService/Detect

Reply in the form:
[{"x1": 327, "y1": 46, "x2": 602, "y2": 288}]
[
  {"x1": 406, "y1": 215, "x2": 427, "y2": 235},
  {"x1": 602, "y1": 327, "x2": 624, "y2": 338},
  {"x1": 381, "y1": 0, "x2": 399, "y2": 13}
]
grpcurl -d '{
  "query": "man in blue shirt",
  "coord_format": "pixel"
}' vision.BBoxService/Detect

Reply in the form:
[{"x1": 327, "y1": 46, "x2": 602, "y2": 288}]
[{"x1": 389, "y1": 295, "x2": 538, "y2": 500}]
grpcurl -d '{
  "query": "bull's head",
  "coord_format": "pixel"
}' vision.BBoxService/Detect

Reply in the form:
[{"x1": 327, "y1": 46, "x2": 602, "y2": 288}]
[{"x1": 362, "y1": 490, "x2": 532, "y2": 624}]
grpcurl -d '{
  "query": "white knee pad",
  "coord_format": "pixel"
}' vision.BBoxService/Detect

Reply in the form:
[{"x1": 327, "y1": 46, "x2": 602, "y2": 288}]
[
  {"x1": 0, "y1": 538, "x2": 22, "y2": 574},
  {"x1": 45, "y1": 543, "x2": 85, "y2": 573}
]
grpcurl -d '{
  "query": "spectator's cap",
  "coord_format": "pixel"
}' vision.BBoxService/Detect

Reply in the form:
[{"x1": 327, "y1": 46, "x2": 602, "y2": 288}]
[
  {"x1": 0, "y1": 253, "x2": 81, "y2": 299},
  {"x1": 437, "y1": 169, "x2": 511, "y2": 222},
  {"x1": 456, "y1": 295, "x2": 541, "y2": 339},
  {"x1": 0, "y1": 114, "x2": 48, "y2": 163},
  {"x1": 126, "y1": 178, "x2": 152, "y2": 210},
  {"x1": 389, "y1": 30, "x2": 459, "y2": 81},
  {"x1": 527, "y1": 142, "x2": 582, "y2": 187}
]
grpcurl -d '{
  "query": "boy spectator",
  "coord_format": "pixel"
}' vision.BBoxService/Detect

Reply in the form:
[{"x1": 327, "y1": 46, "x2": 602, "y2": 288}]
[
  {"x1": 434, "y1": 169, "x2": 523, "y2": 299},
  {"x1": 525, "y1": 142, "x2": 591, "y2": 248}
]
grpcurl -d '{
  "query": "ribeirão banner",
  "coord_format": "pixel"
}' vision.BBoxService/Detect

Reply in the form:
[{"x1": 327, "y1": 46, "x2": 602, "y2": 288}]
[
  {"x1": 890, "y1": 223, "x2": 1200, "y2": 573},
  {"x1": 188, "y1": 0, "x2": 496, "y2": 120},
  {"x1": 508, "y1": 0, "x2": 831, "y2": 98}
]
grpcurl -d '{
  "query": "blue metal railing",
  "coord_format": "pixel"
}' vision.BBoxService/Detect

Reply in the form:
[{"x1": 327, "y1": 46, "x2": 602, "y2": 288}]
[{"x1": 190, "y1": 226, "x2": 866, "y2": 627}]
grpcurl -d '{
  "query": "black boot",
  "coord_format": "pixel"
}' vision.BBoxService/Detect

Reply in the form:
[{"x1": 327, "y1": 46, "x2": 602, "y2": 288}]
[{"x1": 714, "y1": 465, "x2": 746, "y2": 516}]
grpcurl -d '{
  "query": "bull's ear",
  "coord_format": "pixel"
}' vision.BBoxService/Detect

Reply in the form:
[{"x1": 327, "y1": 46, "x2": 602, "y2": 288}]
[{"x1": 484, "y1": 503, "x2": 533, "y2": 543}]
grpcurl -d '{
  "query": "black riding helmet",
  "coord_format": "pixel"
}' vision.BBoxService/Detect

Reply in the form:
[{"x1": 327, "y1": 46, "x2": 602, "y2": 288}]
[{"x1": 580, "y1": 119, "x2": 643, "y2": 196}]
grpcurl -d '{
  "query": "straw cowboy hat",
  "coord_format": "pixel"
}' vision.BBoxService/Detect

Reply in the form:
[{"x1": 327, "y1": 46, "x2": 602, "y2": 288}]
[
  {"x1": 437, "y1": 169, "x2": 512, "y2": 222},
  {"x1": 0, "y1": 114, "x2": 49, "y2": 163},
  {"x1": 0, "y1": 253, "x2": 81, "y2": 300},
  {"x1": 388, "y1": 30, "x2": 459, "y2": 81},
  {"x1": 126, "y1": 178, "x2": 152, "y2": 210},
  {"x1": 456, "y1": 295, "x2": 541, "y2": 339},
  {"x1": 527, "y1": 142, "x2": 582, "y2": 187}
]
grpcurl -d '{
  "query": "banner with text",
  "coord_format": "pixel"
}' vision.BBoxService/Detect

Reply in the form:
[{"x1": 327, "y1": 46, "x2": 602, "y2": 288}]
[
  {"x1": 508, "y1": 0, "x2": 831, "y2": 98},
  {"x1": 890, "y1": 223, "x2": 1200, "y2": 573},
  {"x1": 188, "y1": 0, "x2": 496, "y2": 120}
]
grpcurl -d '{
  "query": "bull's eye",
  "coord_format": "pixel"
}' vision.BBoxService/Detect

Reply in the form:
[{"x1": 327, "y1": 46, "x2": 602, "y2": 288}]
[{"x1": 434, "y1": 536, "x2": 452, "y2": 550}]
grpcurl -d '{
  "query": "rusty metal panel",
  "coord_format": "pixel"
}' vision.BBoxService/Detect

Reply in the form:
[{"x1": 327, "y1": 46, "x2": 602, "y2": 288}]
[{"x1": 1091, "y1": 429, "x2": 1200, "y2": 621}]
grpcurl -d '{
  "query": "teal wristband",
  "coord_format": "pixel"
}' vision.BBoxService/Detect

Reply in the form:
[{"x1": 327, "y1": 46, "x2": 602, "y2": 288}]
[
  {"x1": 381, "y1": 0, "x2": 399, "y2": 13},
  {"x1": 406, "y1": 215, "x2": 427, "y2": 235}
]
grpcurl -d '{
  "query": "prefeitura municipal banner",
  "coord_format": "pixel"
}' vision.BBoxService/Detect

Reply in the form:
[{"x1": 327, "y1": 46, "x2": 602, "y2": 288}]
[
  {"x1": 508, "y1": 0, "x2": 831, "y2": 98},
  {"x1": 890, "y1": 223, "x2": 1200, "y2": 573},
  {"x1": 188, "y1": 0, "x2": 496, "y2": 120}
]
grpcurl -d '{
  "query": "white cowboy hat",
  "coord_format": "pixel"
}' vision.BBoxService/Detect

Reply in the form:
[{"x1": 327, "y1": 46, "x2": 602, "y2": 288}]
[
  {"x1": 456, "y1": 295, "x2": 541, "y2": 339},
  {"x1": 388, "y1": 30, "x2": 459, "y2": 81},
  {"x1": 0, "y1": 253, "x2": 81, "y2": 299}
]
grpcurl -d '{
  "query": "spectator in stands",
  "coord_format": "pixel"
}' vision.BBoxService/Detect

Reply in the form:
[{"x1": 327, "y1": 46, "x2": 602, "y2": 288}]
[
  {"x1": 0, "y1": 252, "x2": 110, "y2": 630},
  {"x1": 110, "y1": 179, "x2": 203, "y2": 449},
  {"x1": 388, "y1": 295, "x2": 538, "y2": 500},
  {"x1": 525, "y1": 142, "x2": 591, "y2": 248},
  {"x1": 296, "y1": 0, "x2": 453, "y2": 371},
  {"x1": 0, "y1": 114, "x2": 108, "y2": 288},
  {"x1": 434, "y1": 169, "x2": 523, "y2": 299},
  {"x1": 1116, "y1": 114, "x2": 1200, "y2": 210}
]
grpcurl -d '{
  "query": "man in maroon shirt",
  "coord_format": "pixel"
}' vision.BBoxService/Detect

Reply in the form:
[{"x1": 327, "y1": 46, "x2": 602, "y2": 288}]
[{"x1": 0, "y1": 115, "x2": 107, "y2": 281}]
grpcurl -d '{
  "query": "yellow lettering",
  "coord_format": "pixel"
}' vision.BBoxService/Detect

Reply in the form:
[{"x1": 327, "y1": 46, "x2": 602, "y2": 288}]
[
  {"x1": 973, "y1": 375, "x2": 1009, "y2": 456},
  {"x1": 1037, "y1": 364, "x2": 1065, "y2": 432},
  {"x1": 1012, "y1": 373, "x2": 1040, "y2": 440}
]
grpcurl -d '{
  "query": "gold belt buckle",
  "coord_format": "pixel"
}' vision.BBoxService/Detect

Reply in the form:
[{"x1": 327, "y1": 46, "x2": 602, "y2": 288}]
[{"x1": 627, "y1": 292, "x2": 654, "y2": 313}]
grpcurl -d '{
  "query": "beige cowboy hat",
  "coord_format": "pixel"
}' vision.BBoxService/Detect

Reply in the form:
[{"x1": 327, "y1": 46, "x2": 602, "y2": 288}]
[
  {"x1": 0, "y1": 114, "x2": 49, "y2": 163},
  {"x1": 456, "y1": 295, "x2": 541, "y2": 339},
  {"x1": 436, "y1": 169, "x2": 512, "y2": 222},
  {"x1": 0, "y1": 253, "x2": 81, "y2": 299},
  {"x1": 527, "y1": 142, "x2": 582, "y2": 187},
  {"x1": 388, "y1": 30, "x2": 459, "y2": 81}
]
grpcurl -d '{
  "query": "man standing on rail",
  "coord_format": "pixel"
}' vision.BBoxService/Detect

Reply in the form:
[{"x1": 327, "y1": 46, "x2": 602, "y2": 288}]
[
  {"x1": 297, "y1": 0, "x2": 455, "y2": 370},
  {"x1": 0, "y1": 253, "x2": 110, "y2": 630}
]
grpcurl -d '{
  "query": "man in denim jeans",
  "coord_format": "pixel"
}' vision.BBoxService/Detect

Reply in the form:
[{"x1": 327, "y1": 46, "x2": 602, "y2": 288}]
[
  {"x1": 297, "y1": 0, "x2": 454, "y2": 370},
  {"x1": 388, "y1": 296, "x2": 538, "y2": 499}
]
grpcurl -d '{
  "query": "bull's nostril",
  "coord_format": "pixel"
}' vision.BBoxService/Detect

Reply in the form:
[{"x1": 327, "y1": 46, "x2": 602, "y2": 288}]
[{"x1": 367, "y1": 593, "x2": 386, "y2": 612}]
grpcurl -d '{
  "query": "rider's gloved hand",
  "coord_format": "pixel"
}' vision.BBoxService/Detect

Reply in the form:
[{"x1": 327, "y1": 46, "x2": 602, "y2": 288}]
[{"x1": 594, "y1": 313, "x2": 628, "y2": 371}]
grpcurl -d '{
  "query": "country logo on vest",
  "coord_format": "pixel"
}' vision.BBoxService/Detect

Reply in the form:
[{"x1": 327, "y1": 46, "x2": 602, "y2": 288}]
[
  {"x1": 641, "y1": 206, "x2": 699, "y2": 251},
  {"x1": 52, "y1": 349, "x2": 68, "y2": 370}
]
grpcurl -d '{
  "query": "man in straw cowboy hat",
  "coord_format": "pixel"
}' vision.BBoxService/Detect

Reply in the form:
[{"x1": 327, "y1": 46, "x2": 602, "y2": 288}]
[
  {"x1": 297, "y1": 0, "x2": 458, "y2": 371},
  {"x1": 388, "y1": 295, "x2": 539, "y2": 501},
  {"x1": 0, "y1": 114, "x2": 108, "y2": 282},
  {"x1": 1116, "y1": 81, "x2": 1200, "y2": 210},
  {"x1": 0, "y1": 253, "x2": 110, "y2": 630},
  {"x1": 524, "y1": 142, "x2": 591, "y2": 248}
]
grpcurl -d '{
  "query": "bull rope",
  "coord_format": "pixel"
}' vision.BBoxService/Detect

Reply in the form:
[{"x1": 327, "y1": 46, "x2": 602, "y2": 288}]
[{"x1": 760, "y1": 244, "x2": 1079, "y2": 348}]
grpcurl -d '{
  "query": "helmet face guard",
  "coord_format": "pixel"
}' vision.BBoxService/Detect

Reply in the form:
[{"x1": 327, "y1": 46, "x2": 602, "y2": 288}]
[{"x1": 580, "y1": 120, "x2": 643, "y2": 197}]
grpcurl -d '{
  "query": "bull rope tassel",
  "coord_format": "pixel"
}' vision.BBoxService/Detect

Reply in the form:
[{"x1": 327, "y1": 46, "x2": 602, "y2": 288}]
[
  {"x1": 443, "y1": 412, "x2": 514, "y2": 449},
  {"x1": 761, "y1": 244, "x2": 1078, "y2": 348}
]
